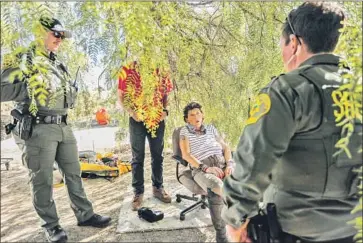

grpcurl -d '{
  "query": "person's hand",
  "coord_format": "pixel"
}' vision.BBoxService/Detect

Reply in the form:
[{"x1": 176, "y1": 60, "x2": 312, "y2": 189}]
[
  {"x1": 206, "y1": 167, "x2": 225, "y2": 179},
  {"x1": 129, "y1": 110, "x2": 141, "y2": 122},
  {"x1": 224, "y1": 166, "x2": 233, "y2": 177},
  {"x1": 224, "y1": 161, "x2": 235, "y2": 177},
  {"x1": 226, "y1": 220, "x2": 251, "y2": 243},
  {"x1": 160, "y1": 111, "x2": 168, "y2": 122}
]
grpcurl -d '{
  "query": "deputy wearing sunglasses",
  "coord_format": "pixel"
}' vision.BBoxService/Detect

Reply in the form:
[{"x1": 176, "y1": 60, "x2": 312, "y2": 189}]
[
  {"x1": 222, "y1": 2, "x2": 361, "y2": 243},
  {"x1": 1, "y1": 17, "x2": 111, "y2": 243}
]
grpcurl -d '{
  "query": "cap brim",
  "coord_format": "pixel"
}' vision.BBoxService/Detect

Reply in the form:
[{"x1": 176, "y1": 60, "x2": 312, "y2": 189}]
[
  {"x1": 48, "y1": 27, "x2": 72, "y2": 38},
  {"x1": 62, "y1": 30, "x2": 72, "y2": 38},
  {"x1": 57, "y1": 30, "x2": 72, "y2": 38}
]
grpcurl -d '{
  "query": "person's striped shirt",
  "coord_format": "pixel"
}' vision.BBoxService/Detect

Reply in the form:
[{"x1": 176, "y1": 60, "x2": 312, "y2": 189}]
[{"x1": 180, "y1": 124, "x2": 223, "y2": 161}]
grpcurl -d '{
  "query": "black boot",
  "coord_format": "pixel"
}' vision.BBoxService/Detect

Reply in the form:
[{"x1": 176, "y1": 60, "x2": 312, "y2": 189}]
[
  {"x1": 45, "y1": 225, "x2": 67, "y2": 243},
  {"x1": 78, "y1": 214, "x2": 111, "y2": 228},
  {"x1": 207, "y1": 189, "x2": 228, "y2": 243}
]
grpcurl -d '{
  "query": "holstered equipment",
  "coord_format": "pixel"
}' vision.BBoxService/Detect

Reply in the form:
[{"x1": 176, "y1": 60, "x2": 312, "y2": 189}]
[
  {"x1": 8, "y1": 109, "x2": 33, "y2": 140},
  {"x1": 137, "y1": 207, "x2": 164, "y2": 223},
  {"x1": 247, "y1": 203, "x2": 282, "y2": 243}
]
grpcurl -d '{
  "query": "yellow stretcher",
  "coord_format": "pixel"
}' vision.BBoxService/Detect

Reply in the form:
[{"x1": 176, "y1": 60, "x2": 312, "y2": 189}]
[
  {"x1": 80, "y1": 161, "x2": 131, "y2": 177},
  {"x1": 53, "y1": 151, "x2": 132, "y2": 187},
  {"x1": 79, "y1": 150, "x2": 132, "y2": 177}
]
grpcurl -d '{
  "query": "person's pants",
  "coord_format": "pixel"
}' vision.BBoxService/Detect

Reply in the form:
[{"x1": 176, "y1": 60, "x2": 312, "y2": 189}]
[
  {"x1": 281, "y1": 232, "x2": 354, "y2": 243},
  {"x1": 192, "y1": 155, "x2": 225, "y2": 192},
  {"x1": 129, "y1": 117, "x2": 165, "y2": 195},
  {"x1": 190, "y1": 155, "x2": 227, "y2": 242},
  {"x1": 14, "y1": 123, "x2": 94, "y2": 229}
]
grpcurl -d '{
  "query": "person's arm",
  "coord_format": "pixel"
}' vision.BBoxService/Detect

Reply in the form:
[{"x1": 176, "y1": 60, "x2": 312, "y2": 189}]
[
  {"x1": 1, "y1": 67, "x2": 28, "y2": 102},
  {"x1": 216, "y1": 134, "x2": 234, "y2": 177},
  {"x1": 222, "y1": 77, "x2": 298, "y2": 228},
  {"x1": 161, "y1": 94, "x2": 169, "y2": 121},
  {"x1": 179, "y1": 127, "x2": 225, "y2": 178},
  {"x1": 117, "y1": 89, "x2": 129, "y2": 113},
  {"x1": 117, "y1": 88, "x2": 140, "y2": 122},
  {"x1": 215, "y1": 133, "x2": 232, "y2": 164},
  {"x1": 160, "y1": 74, "x2": 173, "y2": 121},
  {"x1": 212, "y1": 125, "x2": 234, "y2": 177},
  {"x1": 179, "y1": 130, "x2": 203, "y2": 169}
]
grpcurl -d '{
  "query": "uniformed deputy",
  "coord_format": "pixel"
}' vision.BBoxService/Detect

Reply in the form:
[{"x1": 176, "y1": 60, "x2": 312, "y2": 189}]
[
  {"x1": 1, "y1": 17, "x2": 111, "y2": 243},
  {"x1": 222, "y1": 2, "x2": 362, "y2": 243}
]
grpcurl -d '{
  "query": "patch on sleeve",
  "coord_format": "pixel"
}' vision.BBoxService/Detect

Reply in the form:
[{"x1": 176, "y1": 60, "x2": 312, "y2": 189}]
[{"x1": 246, "y1": 93, "x2": 271, "y2": 125}]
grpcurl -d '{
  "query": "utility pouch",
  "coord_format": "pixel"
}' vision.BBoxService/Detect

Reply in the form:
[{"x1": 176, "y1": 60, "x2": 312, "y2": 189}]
[
  {"x1": 137, "y1": 207, "x2": 164, "y2": 223},
  {"x1": 5, "y1": 122, "x2": 16, "y2": 135},
  {"x1": 247, "y1": 204, "x2": 282, "y2": 243},
  {"x1": 247, "y1": 212, "x2": 270, "y2": 243},
  {"x1": 10, "y1": 109, "x2": 33, "y2": 140}
]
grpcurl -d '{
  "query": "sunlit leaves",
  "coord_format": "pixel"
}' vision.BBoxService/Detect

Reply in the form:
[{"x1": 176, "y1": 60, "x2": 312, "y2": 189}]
[{"x1": 334, "y1": 3, "x2": 363, "y2": 242}]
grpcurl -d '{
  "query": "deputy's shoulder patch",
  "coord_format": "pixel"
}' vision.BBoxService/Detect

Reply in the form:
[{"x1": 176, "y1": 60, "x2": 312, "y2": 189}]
[{"x1": 246, "y1": 93, "x2": 271, "y2": 125}]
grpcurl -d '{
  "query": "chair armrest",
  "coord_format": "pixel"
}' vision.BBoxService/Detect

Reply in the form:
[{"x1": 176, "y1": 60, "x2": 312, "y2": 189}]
[{"x1": 172, "y1": 155, "x2": 189, "y2": 167}]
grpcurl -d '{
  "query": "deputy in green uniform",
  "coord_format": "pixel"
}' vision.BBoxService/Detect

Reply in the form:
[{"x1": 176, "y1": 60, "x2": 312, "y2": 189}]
[
  {"x1": 1, "y1": 17, "x2": 111, "y2": 243},
  {"x1": 222, "y1": 2, "x2": 361, "y2": 243}
]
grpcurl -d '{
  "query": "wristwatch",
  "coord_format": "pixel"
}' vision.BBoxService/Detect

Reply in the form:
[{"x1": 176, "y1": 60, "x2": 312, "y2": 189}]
[
  {"x1": 163, "y1": 108, "x2": 169, "y2": 116},
  {"x1": 227, "y1": 159, "x2": 235, "y2": 168},
  {"x1": 198, "y1": 164, "x2": 208, "y2": 172}
]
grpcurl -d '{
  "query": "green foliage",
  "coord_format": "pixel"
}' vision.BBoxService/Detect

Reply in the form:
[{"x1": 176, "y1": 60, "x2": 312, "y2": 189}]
[
  {"x1": 334, "y1": 3, "x2": 363, "y2": 159},
  {"x1": 75, "y1": 2, "x2": 288, "y2": 145},
  {"x1": 1, "y1": 3, "x2": 362, "y2": 239},
  {"x1": 335, "y1": 2, "x2": 363, "y2": 242},
  {"x1": 1, "y1": 2, "x2": 361, "y2": 149},
  {"x1": 1, "y1": 2, "x2": 91, "y2": 115},
  {"x1": 1, "y1": 2, "x2": 292, "y2": 145}
]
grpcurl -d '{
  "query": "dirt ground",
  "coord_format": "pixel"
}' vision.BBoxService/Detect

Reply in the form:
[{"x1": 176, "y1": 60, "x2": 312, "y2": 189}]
[{"x1": 0, "y1": 144, "x2": 215, "y2": 242}]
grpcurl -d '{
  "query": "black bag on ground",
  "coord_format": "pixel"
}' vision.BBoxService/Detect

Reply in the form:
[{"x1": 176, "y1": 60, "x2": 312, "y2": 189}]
[{"x1": 137, "y1": 207, "x2": 164, "y2": 223}]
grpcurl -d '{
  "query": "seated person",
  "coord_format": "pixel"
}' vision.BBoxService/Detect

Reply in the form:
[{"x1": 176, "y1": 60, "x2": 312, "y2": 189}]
[{"x1": 179, "y1": 101, "x2": 234, "y2": 243}]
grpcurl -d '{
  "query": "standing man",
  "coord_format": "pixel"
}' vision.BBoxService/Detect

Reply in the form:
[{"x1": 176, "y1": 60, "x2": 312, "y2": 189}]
[
  {"x1": 117, "y1": 62, "x2": 173, "y2": 211},
  {"x1": 222, "y1": 2, "x2": 361, "y2": 243},
  {"x1": 1, "y1": 17, "x2": 111, "y2": 243}
]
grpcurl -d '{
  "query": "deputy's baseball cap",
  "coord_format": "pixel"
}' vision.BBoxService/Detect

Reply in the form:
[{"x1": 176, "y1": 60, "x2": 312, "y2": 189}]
[{"x1": 39, "y1": 16, "x2": 72, "y2": 38}]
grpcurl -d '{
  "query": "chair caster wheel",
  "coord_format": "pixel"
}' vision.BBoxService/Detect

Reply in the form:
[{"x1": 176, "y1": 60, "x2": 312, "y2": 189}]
[
  {"x1": 180, "y1": 214, "x2": 185, "y2": 221},
  {"x1": 201, "y1": 204, "x2": 206, "y2": 209},
  {"x1": 176, "y1": 197, "x2": 181, "y2": 203}
]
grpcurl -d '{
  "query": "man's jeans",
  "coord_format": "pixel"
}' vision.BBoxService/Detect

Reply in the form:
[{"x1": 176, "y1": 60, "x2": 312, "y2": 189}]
[{"x1": 129, "y1": 117, "x2": 165, "y2": 195}]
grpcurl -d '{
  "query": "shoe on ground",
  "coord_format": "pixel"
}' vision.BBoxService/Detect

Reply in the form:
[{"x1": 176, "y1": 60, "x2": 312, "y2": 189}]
[
  {"x1": 132, "y1": 193, "x2": 144, "y2": 211},
  {"x1": 45, "y1": 225, "x2": 67, "y2": 243},
  {"x1": 77, "y1": 214, "x2": 111, "y2": 228},
  {"x1": 153, "y1": 187, "x2": 172, "y2": 203}
]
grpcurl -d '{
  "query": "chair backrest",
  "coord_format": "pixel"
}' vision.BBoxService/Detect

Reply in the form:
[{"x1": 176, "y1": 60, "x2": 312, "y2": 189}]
[
  {"x1": 172, "y1": 127, "x2": 183, "y2": 158},
  {"x1": 172, "y1": 127, "x2": 189, "y2": 167}
]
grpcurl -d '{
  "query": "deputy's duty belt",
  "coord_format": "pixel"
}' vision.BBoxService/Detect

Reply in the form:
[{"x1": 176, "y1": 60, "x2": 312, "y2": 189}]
[{"x1": 34, "y1": 115, "x2": 67, "y2": 125}]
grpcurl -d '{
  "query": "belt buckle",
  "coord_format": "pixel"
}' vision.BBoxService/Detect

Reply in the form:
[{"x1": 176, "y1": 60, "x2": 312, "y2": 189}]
[
  {"x1": 44, "y1": 116, "x2": 52, "y2": 124},
  {"x1": 55, "y1": 115, "x2": 62, "y2": 125}
]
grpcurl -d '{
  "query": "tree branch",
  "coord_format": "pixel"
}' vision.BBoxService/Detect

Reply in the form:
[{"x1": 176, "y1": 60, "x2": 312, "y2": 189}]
[{"x1": 186, "y1": 1, "x2": 214, "y2": 6}]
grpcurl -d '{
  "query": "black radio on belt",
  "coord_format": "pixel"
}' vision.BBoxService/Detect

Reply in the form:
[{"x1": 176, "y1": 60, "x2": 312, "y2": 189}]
[{"x1": 137, "y1": 207, "x2": 164, "y2": 223}]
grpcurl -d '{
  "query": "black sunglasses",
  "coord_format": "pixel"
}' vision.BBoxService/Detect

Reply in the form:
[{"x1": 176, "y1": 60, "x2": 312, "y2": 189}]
[
  {"x1": 52, "y1": 31, "x2": 65, "y2": 40},
  {"x1": 286, "y1": 13, "x2": 301, "y2": 45}
]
